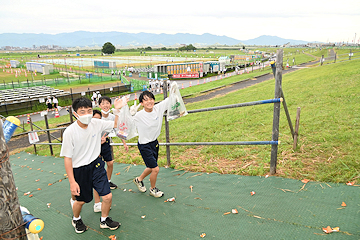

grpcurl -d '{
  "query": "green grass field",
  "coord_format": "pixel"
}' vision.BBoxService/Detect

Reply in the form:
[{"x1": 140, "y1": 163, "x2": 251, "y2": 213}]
[{"x1": 19, "y1": 55, "x2": 360, "y2": 184}]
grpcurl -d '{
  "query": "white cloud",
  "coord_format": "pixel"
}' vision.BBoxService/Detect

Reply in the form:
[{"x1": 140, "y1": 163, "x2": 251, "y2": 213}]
[{"x1": 1, "y1": 0, "x2": 359, "y2": 42}]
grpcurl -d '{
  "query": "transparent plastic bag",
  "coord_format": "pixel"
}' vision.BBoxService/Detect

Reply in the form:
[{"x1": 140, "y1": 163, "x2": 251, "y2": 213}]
[
  {"x1": 115, "y1": 105, "x2": 138, "y2": 140},
  {"x1": 167, "y1": 82, "x2": 188, "y2": 121}
]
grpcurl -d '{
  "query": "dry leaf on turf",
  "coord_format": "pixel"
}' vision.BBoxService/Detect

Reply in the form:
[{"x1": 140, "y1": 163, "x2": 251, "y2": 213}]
[
  {"x1": 301, "y1": 179, "x2": 310, "y2": 183},
  {"x1": 323, "y1": 226, "x2": 333, "y2": 234},
  {"x1": 141, "y1": 215, "x2": 146, "y2": 219},
  {"x1": 322, "y1": 226, "x2": 339, "y2": 234},
  {"x1": 250, "y1": 191, "x2": 256, "y2": 196},
  {"x1": 29, "y1": 194, "x2": 33, "y2": 197},
  {"x1": 223, "y1": 212, "x2": 231, "y2": 215},
  {"x1": 346, "y1": 181, "x2": 355, "y2": 186},
  {"x1": 115, "y1": 172, "x2": 121, "y2": 175},
  {"x1": 48, "y1": 183, "x2": 52, "y2": 186},
  {"x1": 37, "y1": 188, "x2": 41, "y2": 191},
  {"x1": 341, "y1": 202, "x2": 347, "y2": 207},
  {"x1": 164, "y1": 197, "x2": 175, "y2": 202},
  {"x1": 200, "y1": 233, "x2": 206, "y2": 238},
  {"x1": 232, "y1": 209, "x2": 238, "y2": 214}
]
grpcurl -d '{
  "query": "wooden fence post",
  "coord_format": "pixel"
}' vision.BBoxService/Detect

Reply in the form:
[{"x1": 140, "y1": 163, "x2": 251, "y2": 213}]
[
  {"x1": 29, "y1": 117, "x2": 37, "y2": 154},
  {"x1": 69, "y1": 107, "x2": 74, "y2": 124},
  {"x1": 44, "y1": 114, "x2": 53, "y2": 156},
  {"x1": 293, "y1": 107, "x2": 301, "y2": 150},
  {"x1": 0, "y1": 121, "x2": 27, "y2": 239},
  {"x1": 163, "y1": 83, "x2": 171, "y2": 166},
  {"x1": 270, "y1": 49, "x2": 283, "y2": 175}
]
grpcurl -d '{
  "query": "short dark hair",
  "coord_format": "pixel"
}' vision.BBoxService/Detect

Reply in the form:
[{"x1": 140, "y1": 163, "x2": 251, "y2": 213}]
[
  {"x1": 98, "y1": 96, "x2": 111, "y2": 105},
  {"x1": 93, "y1": 109, "x2": 101, "y2": 117},
  {"x1": 139, "y1": 91, "x2": 155, "y2": 103},
  {"x1": 72, "y1": 97, "x2": 92, "y2": 112}
]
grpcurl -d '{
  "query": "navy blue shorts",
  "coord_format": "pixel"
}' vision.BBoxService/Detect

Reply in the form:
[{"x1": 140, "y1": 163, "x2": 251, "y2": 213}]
[
  {"x1": 73, "y1": 157, "x2": 111, "y2": 203},
  {"x1": 138, "y1": 139, "x2": 159, "y2": 168},
  {"x1": 101, "y1": 138, "x2": 113, "y2": 162}
]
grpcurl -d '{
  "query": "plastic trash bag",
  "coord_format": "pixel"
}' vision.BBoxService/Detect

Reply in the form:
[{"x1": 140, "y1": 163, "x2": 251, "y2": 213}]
[
  {"x1": 115, "y1": 105, "x2": 138, "y2": 140},
  {"x1": 167, "y1": 82, "x2": 188, "y2": 121}
]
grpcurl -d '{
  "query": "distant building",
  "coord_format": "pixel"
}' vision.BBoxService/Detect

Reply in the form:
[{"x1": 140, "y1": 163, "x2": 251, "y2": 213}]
[
  {"x1": 10, "y1": 60, "x2": 20, "y2": 68},
  {"x1": 26, "y1": 62, "x2": 54, "y2": 75}
]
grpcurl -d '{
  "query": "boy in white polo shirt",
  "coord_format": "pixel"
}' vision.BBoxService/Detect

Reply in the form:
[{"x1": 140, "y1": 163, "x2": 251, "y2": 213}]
[
  {"x1": 60, "y1": 97, "x2": 127, "y2": 234},
  {"x1": 132, "y1": 91, "x2": 169, "y2": 198}
]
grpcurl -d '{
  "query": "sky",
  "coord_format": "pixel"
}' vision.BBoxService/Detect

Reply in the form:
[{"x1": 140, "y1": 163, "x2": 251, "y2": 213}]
[{"x1": 1, "y1": 0, "x2": 359, "y2": 43}]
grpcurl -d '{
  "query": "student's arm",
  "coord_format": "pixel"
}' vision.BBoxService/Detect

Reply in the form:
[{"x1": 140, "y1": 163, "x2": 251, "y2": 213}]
[
  {"x1": 64, "y1": 157, "x2": 80, "y2": 196},
  {"x1": 113, "y1": 96, "x2": 129, "y2": 128}
]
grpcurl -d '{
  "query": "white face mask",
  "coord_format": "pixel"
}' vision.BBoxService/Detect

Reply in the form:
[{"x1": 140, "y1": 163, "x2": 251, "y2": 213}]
[
  {"x1": 74, "y1": 112, "x2": 93, "y2": 125},
  {"x1": 101, "y1": 109, "x2": 111, "y2": 114}
]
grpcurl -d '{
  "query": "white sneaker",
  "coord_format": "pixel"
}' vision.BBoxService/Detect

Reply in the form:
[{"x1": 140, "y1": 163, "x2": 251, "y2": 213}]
[
  {"x1": 149, "y1": 187, "x2": 164, "y2": 198},
  {"x1": 94, "y1": 202, "x2": 102, "y2": 213},
  {"x1": 133, "y1": 178, "x2": 146, "y2": 193},
  {"x1": 70, "y1": 198, "x2": 75, "y2": 208}
]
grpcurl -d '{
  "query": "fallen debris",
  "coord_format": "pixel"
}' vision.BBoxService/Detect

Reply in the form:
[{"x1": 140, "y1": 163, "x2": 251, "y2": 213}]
[
  {"x1": 322, "y1": 226, "x2": 340, "y2": 234},
  {"x1": 164, "y1": 197, "x2": 175, "y2": 202}
]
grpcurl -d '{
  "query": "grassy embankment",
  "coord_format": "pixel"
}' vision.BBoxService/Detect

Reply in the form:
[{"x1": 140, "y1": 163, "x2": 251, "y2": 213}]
[{"x1": 19, "y1": 56, "x2": 360, "y2": 183}]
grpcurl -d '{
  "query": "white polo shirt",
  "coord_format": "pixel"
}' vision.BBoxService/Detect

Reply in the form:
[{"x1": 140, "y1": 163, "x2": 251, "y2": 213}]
[
  {"x1": 134, "y1": 98, "x2": 169, "y2": 144},
  {"x1": 60, "y1": 118, "x2": 114, "y2": 168}
]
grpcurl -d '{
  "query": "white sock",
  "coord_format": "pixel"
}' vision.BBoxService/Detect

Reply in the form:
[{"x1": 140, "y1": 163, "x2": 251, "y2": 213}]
[
  {"x1": 108, "y1": 179, "x2": 111, "y2": 182},
  {"x1": 73, "y1": 216, "x2": 81, "y2": 221},
  {"x1": 101, "y1": 216, "x2": 107, "y2": 222}
]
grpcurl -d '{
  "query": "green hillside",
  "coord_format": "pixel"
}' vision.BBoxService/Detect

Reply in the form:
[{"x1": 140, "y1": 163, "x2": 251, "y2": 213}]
[
  {"x1": 152, "y1": 58, "x2": 359, "y2": 183},
  {"x1": 23, "y1": 58, "x2": 360, "y2": 183}
]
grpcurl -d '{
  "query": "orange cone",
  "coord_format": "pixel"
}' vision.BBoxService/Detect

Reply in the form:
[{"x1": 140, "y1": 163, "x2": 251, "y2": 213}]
[
  {"x1": 203, "y1": 79, "x2": 206, "y2": 84},
  {"x1": 26, "y1": 114, "x2": 30, "y2": 124},
  {"x1": 189, "y1": 81, "x2": 192, "y2": 87},
  {"x1": 55, "y1": 109, "x2": 60, "y2": 118},
  {"x1": 161, "y1": 87, "x2": 163, "y2": 94},
  {"x1": 197, "y1": 80, "x2": 199, "y2": 85},
  {"x1": 134, "y1": 93, "x2": 138, "y2": 100},
  {"x1": 181, "y1": 84, "x2": 184, "y2": 89}
]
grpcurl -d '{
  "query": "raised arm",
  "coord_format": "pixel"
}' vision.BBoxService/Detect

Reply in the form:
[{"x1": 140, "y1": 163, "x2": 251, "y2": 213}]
[{"x1": 113, "y1": 96, "x2": 129, "y2": 128}]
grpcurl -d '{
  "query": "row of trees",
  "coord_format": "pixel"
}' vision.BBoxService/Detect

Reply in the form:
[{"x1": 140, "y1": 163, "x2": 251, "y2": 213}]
[{"x1": 102, "y1": 42, "x2": 198, "y2": 54}]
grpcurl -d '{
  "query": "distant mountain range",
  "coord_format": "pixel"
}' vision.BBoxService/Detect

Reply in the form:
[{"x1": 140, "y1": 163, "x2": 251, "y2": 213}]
[{"x1": 0, "y1": 31, "x2": 313, "y2": 48}]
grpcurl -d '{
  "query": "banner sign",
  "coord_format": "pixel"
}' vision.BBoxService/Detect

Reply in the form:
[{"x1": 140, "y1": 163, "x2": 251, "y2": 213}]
[
  {"x1": 28, "y1": 132, "x2": 40, "y2": 144},
  {"x1": 173, "y1": 73, "x2": 199, "y2": 79}
]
